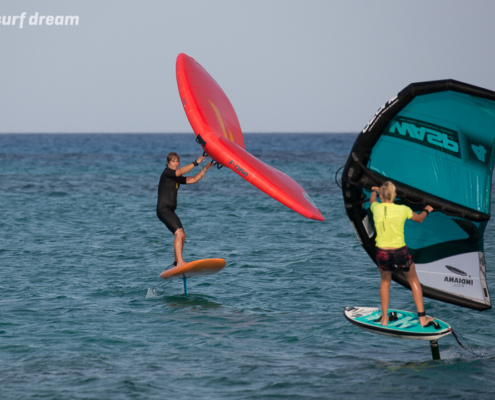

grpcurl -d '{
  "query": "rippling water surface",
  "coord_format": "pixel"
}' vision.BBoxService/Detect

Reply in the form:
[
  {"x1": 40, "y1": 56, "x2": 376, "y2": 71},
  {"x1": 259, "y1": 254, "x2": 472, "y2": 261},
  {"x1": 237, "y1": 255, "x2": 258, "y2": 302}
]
[{"x1": 0, "y1": 134, "x2": 494, "y2": 399}]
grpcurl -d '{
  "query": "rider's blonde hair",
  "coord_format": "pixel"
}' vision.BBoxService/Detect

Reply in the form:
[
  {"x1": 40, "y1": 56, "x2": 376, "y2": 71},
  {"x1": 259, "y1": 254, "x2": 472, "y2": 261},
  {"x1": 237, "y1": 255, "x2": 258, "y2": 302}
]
[{"x1": 379, "y1": 181, "x2": 396, "y2": 202}]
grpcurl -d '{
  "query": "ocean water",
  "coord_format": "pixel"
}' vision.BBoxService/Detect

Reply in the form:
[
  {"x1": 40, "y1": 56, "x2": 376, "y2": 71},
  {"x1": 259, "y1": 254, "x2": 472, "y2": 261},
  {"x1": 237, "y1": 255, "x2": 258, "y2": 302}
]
[{"x1": 0, "y1": 133, "x2": 494, "y2": 399}]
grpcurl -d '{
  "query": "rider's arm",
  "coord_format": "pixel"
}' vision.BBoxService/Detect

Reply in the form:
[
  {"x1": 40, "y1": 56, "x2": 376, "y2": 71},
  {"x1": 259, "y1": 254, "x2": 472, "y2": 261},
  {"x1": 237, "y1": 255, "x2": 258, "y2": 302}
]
[
  {"x1": 410, "y1": 205, "x2": 434, "y2": 223},
  {"x1": 176, "y1": 155, "x2": 206, "y2": 177},
  {"x1": 186, "y1": 162, "x2": 214, "y2": 184},
  {"x1": 370, "y1": 186, "x2": 379, "y2": 205}
]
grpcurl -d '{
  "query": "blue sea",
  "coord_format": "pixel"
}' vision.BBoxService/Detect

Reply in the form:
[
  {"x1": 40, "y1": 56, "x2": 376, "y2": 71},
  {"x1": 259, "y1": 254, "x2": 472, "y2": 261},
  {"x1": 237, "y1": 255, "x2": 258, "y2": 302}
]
[{"x1": 1, "y1": 133, "x2": 494, "y2": 399}]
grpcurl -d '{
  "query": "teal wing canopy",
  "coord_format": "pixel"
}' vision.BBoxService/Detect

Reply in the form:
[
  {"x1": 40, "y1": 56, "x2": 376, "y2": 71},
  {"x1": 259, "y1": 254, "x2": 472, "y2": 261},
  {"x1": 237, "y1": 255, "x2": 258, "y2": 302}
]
[{"x1": 342, "y1": 80, "x2": 495, "y2": 310}]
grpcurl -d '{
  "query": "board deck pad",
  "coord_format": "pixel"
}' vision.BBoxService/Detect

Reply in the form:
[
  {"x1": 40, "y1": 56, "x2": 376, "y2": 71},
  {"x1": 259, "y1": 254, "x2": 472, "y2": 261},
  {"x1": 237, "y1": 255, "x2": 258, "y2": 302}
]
[
  {"x1": 159, "y1": 258, "x2": 226, "y2": 280},
  {"x1": 344, "y1": 307, "x2": 452, "y2": 341}
]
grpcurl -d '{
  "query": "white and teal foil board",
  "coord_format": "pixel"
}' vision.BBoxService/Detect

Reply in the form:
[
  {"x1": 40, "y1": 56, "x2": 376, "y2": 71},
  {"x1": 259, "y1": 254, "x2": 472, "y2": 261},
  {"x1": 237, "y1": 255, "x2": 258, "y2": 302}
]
[{"x1": 344, "y1": 307, "x2": 452, "y2": 341}]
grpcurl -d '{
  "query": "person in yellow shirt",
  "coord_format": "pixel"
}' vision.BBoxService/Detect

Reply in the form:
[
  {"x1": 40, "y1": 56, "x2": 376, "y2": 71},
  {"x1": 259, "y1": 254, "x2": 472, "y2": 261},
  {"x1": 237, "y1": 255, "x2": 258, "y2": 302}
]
[{"x1": 370, "y1": 181, "x2": 434, "y2": 327}]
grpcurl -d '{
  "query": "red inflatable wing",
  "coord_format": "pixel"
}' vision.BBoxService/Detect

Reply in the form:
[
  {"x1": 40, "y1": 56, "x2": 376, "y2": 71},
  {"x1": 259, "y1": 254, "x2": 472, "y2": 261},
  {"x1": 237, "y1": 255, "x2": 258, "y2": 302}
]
[{"x1": 176, "y1": 53, "x2": 324, "y2": 221}]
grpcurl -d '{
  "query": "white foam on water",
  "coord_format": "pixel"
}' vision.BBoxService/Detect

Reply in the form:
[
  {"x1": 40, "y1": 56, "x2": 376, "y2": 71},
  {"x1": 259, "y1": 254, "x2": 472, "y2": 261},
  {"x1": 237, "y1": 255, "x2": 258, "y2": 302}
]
[{"x1": 146, "y1": 287, "x2": 160, "y2": 298}]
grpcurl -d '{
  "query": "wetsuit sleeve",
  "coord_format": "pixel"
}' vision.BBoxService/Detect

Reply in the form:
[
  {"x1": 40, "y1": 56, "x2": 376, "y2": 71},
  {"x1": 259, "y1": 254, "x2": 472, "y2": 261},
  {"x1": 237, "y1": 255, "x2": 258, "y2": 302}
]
[
  {"x1": 163, "y1": 168, "x2": 177, "y2": 179},
  {"x1": 179, "y1": 176, "x2": 187, "y2": 185}
]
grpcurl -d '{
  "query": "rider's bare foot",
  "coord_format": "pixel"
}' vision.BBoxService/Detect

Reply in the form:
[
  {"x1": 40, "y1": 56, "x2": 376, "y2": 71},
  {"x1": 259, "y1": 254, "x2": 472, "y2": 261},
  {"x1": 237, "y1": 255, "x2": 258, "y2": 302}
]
[
  {"x1": 374, "y1": 314, "x2": 389, "y2": 326},
  {"x1": 419, "y1": 315, "x2": 434, "y2": 327},
  {"x1": 176, "y1": 260, "x2": 187, "y2": 268}
]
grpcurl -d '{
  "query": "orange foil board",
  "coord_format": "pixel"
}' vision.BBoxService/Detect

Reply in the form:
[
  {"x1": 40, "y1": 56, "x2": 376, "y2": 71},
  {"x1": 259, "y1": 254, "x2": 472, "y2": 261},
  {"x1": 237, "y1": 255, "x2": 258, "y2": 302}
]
[
  {"x1": 176, "y1": 53, "x2": 324, "y2": 221},
  {"x1": 159, "y1": 258, "x2": 226, "y2": 280}
]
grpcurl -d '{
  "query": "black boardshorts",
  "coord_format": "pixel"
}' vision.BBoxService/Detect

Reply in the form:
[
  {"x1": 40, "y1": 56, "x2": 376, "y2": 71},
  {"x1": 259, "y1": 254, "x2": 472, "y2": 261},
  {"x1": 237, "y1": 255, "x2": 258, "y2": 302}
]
[{"x1": 157, "y1": 208, "x2": 183, "y2": 234}]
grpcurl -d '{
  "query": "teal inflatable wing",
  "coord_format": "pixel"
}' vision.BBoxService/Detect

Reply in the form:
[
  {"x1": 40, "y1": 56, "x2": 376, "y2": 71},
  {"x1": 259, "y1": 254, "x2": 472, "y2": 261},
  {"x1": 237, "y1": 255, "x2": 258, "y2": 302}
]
[{"x1": 342, "y1": 80, "x2": 495, "y2": 310}]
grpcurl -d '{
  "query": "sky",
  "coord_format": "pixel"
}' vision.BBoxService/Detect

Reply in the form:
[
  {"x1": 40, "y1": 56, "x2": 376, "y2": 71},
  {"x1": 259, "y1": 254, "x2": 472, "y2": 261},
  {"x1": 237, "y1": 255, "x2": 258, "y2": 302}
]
[{"x1": 1, "y1": 0, "x2": 495, "y2": 134}]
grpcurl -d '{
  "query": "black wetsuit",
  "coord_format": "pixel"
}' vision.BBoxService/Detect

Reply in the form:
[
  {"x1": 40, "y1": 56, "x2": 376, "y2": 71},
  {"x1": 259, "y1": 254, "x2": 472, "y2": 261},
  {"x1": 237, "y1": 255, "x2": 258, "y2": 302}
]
[{"x1": 157, "y1": 167, "x2": 187, "y2": 234}]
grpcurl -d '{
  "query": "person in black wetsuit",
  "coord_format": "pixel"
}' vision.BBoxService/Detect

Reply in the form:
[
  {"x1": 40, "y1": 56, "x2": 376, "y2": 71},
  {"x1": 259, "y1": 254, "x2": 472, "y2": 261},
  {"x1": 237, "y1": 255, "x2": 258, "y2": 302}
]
[{"x1": 157, "y1": 152, "x2": 213, "y2": 268}]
